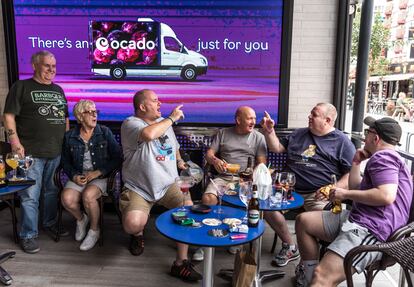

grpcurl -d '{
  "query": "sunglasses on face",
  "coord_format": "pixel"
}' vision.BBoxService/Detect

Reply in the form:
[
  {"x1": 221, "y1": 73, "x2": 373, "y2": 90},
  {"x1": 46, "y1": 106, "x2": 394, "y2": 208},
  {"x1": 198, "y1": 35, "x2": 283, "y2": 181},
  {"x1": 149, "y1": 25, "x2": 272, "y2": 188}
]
[
  {"x1": 82, "y1": 110, "x2": 100, "y2": 116},
  {"x1": 364, "y1": 129, "x2": 377, "y2": 137}
]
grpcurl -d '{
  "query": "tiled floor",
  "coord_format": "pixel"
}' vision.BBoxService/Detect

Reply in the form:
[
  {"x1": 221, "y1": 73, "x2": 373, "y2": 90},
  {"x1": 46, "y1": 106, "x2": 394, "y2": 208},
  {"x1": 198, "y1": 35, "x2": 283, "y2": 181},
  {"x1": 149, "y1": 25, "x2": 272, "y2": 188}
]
[{"x1": 0, "y1": 206, "x2": 406, "y2": 286}]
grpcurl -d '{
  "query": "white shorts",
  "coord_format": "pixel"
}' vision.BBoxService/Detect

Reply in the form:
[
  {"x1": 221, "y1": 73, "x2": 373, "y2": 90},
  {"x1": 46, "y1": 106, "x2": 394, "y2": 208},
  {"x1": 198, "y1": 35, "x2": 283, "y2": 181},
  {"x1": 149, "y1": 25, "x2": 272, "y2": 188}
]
[
  {"x1": 204, "y1": 176, "x2": 236, "y2": 196},
  {"x1": 64, "y1": 178, "x2": 108, "y2": 196},
  {"x1": 322, "y1": 210, "x2": 382, "y2": 273}
]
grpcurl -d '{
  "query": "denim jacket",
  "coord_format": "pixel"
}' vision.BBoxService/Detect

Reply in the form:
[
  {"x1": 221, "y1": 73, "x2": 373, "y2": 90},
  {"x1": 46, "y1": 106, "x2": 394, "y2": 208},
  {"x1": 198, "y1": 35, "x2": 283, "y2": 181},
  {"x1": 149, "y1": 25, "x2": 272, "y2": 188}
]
[{"x1": 61, "y1": 124, "x2": 122, "y2": 180}]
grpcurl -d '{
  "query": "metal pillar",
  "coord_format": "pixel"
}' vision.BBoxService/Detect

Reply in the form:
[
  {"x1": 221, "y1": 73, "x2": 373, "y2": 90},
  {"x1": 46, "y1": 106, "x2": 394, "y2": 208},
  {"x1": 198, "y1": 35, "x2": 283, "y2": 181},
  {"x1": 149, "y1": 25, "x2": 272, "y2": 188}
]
[{"x1": 351, "y1": 0, "x2": 375, "y2": 148}]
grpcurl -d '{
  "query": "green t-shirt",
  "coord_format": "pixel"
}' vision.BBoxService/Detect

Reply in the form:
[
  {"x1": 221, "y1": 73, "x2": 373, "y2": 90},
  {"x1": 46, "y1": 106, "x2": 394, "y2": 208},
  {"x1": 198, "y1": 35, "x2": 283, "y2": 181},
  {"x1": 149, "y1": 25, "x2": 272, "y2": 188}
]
[{"x1": 4, "y1": 78, "x2": 68, "y2": 158}]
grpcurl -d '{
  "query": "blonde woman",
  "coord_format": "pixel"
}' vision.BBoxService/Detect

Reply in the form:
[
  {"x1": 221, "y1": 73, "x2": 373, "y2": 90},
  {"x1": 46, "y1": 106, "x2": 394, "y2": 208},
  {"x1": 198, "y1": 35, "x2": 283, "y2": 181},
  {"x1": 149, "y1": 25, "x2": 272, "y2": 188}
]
[{"x1": 61, "y1": 100, "x2": 122, "y2": 251}]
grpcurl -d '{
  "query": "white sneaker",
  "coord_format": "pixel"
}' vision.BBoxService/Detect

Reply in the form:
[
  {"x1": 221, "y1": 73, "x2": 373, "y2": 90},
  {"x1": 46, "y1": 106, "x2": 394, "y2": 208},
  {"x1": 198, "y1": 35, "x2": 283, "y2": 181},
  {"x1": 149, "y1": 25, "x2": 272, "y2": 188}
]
[
  {"x1": 80, "y1": 229, "x2": 100, "y2": 251},
  {"x1": 75, "y1": 213, "x2": 89, "y2": 241},
  {"x1": 192, "y1": 248, "x2": 204, "y2": 261}
]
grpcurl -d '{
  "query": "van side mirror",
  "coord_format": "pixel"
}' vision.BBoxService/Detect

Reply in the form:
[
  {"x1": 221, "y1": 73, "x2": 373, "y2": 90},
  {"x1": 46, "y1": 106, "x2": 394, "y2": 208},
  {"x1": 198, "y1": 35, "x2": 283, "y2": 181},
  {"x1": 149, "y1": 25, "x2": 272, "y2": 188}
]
[{"x1": 180, "y1": 45, "x2": 188, "y2": 54}]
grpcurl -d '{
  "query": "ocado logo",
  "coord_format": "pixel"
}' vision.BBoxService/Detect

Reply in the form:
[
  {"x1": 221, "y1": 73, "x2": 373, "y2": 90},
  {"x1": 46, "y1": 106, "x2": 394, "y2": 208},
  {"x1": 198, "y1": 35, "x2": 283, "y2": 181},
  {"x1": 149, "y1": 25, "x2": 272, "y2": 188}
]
[{"x1": 96, "y1": 37, "x2": 156, "y2": 51}]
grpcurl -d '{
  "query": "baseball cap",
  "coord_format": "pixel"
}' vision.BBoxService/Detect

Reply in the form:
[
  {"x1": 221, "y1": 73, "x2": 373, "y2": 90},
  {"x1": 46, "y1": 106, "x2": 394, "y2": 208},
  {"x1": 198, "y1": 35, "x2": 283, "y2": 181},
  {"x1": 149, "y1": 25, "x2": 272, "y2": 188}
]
[{"x1": 363, "y1": 116, "x2": 402, "y2": 146}]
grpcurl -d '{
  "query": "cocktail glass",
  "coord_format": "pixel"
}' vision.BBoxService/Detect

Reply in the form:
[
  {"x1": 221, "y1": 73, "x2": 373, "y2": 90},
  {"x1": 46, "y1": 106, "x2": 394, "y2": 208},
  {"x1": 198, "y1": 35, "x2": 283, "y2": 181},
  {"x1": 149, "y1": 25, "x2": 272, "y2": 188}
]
[
  {"x1": 226, "y1": 163, "x2": 240, "y2": 183},
  {"x1": 19, "y1": 155, "x2": 34, "y2": 180},
  {"x1": 214, "y1": 183, "x2": 228, "y2": 215},
  {"x1": 175, "y1": 176, "x2": 195, "y2": 212},
  {"x1": 239, "y1": 181, "x2": 252, "y2": 223},
  {"x1": 6, "y1": 152, "x2": 19, "y2": 181}
]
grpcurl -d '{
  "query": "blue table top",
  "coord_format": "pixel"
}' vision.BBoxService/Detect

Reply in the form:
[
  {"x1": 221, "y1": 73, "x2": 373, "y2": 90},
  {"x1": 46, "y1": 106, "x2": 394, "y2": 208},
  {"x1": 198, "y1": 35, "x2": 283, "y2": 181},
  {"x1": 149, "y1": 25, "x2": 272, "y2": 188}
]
[
  {"x1": 155, "y1": 205, "x2": 265, "y2": 247},
  {"x1": 222, "y1": 191, "x2": 304, "y2": 211},
  {"x1": 0, "y1": 182, "x2": 34, "y2": 196}
]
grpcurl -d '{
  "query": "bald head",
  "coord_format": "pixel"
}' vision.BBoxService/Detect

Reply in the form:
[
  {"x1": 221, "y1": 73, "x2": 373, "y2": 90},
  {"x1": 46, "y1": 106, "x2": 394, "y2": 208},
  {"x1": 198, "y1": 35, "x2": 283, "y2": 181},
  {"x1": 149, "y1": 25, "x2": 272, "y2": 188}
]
[
  {"x1": 235, "y1": 106, "x2": 256, "y2": 134},
  {"x1": 316, "y1": 103, "x2": 337, "y2": 124},
  {"x1": 133, "y1": 89, "x2": 153, "y2": 112},
  {"x1": 235, "y1": 106, "x2": 255, "y2": 120},
  {"x1": 132, "y1": 89, "x2": 162, "y2": 121}
]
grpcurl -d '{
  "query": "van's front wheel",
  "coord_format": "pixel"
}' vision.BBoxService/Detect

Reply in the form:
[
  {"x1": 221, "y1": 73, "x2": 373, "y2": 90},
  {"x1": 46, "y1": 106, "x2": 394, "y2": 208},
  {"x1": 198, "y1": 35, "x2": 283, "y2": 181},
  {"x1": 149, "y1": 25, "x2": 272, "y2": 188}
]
[
  {"x1": 181, "y1": 66, "x2": 197, "y2": 81},
  {"x1": 110, "y1": 66, "x2": 126, "y2": 80}
]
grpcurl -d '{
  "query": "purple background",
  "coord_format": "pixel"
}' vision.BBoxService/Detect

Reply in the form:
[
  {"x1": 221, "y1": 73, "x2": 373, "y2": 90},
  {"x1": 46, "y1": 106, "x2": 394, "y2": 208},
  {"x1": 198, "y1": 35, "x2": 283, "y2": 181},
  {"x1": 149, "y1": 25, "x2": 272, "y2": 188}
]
[{"x1": 12, "y1": 0, "x2": 284, "y2": 123}]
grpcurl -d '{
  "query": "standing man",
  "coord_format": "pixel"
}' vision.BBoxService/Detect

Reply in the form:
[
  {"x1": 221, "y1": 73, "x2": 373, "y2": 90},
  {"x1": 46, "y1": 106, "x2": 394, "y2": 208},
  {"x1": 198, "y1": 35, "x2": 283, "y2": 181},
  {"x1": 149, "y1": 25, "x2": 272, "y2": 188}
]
[
  {"x1": 294, "y1": 117, "x2": 412, "y2": 286},
  {"x1": 260, "y1": 103, "x2": 355, "y2": 267},
  {"x1": 120, "y1": 89, "x2": 202, "y2": 282},
  {"x1": 4, "y1": 50, "x2": 69, "y2": 254}
]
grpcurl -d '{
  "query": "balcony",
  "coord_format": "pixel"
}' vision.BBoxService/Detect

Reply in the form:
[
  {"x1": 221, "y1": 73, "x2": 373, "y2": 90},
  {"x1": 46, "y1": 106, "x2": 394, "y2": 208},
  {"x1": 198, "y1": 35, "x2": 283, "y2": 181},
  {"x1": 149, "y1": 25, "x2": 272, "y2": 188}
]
[
  {"x1": 398, "y1": 11, "x2": 408, "y2": 24},
  {"x1": 385, "y1": 3, "x2": 393, "y2": 16},
  {"x1": 399, "y1": 0, "x2": 408, "y2": 9},
  {"x1": 396, "y1": 27, "x2": 405, "y2": 39},
  {"x1": 394, "y1": 44, "x2": 403, "y2": 54}
]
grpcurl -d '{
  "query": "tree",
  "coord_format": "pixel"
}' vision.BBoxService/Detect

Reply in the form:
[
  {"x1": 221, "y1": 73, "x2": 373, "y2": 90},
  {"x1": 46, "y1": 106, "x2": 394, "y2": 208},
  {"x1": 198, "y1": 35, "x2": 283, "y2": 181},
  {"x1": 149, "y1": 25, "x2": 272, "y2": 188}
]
[{"x1": 351, "y1": 7, "x2": 390, "y2": 76}]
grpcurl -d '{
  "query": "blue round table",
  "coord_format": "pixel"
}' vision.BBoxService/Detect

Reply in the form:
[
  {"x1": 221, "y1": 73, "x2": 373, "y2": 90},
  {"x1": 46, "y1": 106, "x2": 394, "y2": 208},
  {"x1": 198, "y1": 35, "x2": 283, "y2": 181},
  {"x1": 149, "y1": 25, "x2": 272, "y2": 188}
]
[
  {"x1": 155, "y1": 205, "x2": 265, "y2": 287},
  {"x1": 0, "y1": 183, "x2": 34, "y2": 243},
  {"x1": 222, "y1": 191, "x2": 305, "y2": 286}
]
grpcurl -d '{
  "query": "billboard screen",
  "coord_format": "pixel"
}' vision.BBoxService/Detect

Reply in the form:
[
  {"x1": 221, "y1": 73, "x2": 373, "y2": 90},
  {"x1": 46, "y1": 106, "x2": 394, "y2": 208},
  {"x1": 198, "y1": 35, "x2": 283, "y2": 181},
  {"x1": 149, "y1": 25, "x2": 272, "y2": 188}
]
[{"x1": 5, "y1": 0, "x2": 289, "y2": 125}]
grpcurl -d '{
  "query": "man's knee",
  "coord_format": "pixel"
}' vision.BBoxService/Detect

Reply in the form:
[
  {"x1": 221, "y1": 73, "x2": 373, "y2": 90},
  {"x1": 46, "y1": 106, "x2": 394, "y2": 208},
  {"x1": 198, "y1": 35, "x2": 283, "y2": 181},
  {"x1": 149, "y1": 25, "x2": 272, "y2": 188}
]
[
  {"x1": 312, "y1": 265, "x2": 327, "y2": 285},
  {"x1": 202, "y1": 193, "x2": 217, "y2": 205},
  {"x1": 122, "y1": 211, "x2": 147, "y2": 234},
  {"x1": 311, "y1": 264, "x2": 340, "y2": 286},
  {"x1": 295, "y1": 212, "x2": 307, "y2": 231}
]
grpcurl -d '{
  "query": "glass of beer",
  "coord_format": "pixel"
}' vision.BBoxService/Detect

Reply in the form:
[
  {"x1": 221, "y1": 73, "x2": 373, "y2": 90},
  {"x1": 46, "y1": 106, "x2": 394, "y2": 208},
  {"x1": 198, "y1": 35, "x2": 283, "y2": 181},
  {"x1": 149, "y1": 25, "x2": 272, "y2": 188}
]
[
  {"x1": 6, "y1": 152, "x2": 20, "y2": 181},
  {"x1": 331, "y1": 174, "x2": 342, "y2": 214}
]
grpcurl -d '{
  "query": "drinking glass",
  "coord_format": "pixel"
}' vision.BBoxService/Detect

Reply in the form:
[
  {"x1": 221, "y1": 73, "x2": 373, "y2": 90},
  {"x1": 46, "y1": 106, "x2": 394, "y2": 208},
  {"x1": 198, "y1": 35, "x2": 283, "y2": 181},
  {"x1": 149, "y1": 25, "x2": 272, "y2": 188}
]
[
  {"x1": 214, "y1": 183, "x2": 228, "y2": 215},
  {"x1": 175, "y1": 176, "x2": 195, "y2": 212},
  {"x1": 239, "y1": 181, "x2": 252, "y2": 223},
  {"x1": 20, "y1": 155, "x2": 34, "y2": 180},
  {"x1": 331, "y1": 174, "x2": 342, "y2": 214},
  {"x1": 287, "y1": 173, "x2": 296, "y2": 200},
  {"x1": 226, "y1": 163, "x2": 240, "y2": 183},
  {"x1": 276, "y1": 172, "x2": 289, "y2": 205},
  {"x1": 6, "y1": 152, "x2": 19, "y2": 181}
]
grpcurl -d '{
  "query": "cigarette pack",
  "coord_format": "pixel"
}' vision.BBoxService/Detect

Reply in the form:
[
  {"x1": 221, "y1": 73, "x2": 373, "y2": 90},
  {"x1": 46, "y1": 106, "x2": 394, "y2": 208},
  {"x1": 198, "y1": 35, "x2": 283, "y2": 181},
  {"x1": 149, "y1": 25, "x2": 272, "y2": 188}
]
[{"x1": 229, "y1": 224, "x2": 249, "y2": 233}]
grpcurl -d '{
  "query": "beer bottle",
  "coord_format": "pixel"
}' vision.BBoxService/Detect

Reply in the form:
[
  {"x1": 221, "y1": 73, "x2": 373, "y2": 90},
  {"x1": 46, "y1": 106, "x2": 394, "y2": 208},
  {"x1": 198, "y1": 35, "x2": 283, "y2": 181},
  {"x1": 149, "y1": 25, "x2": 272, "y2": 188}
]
[
  {"x1": 239, "y1": 157, "x2": 253, "y2": 182},
  {"x1": 248, "y1": 184, "x2": 260, "y2": 227}
]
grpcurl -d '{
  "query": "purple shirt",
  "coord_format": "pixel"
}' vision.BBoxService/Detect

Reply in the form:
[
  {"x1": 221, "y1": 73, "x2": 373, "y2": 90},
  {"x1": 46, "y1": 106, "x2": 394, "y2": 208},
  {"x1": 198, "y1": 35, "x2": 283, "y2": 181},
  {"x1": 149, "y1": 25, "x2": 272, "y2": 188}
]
[{"x1": 349, "y1": 150, "x2": 413, "y2": 241}]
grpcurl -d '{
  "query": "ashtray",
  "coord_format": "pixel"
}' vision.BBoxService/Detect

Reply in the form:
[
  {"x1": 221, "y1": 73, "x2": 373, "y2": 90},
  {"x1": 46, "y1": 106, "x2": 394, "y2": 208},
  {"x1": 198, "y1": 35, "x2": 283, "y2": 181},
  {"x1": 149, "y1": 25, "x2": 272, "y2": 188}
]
[
  {"x1": 225, "y1": 190, "x2": 237, "y2": 196},
  {"x1": 222, "y1": 218, "x2": 242, "y2": 226},
  {"x1": 208, "y1": 228, "x2": 229, "y2": 238},
  {"x1": 202, "y1": 218, "x2": 222, "y2": 226},
  {"x1": 191, "y1": 204, "x2": 212, "y2": 214}
]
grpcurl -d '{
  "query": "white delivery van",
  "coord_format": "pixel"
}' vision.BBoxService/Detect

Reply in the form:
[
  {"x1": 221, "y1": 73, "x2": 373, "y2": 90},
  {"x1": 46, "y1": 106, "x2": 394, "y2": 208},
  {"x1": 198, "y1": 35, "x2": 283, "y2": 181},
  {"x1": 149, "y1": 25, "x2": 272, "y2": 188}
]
[{"x1": 90, "y1": 18, "x2": 208, "y2": 80}]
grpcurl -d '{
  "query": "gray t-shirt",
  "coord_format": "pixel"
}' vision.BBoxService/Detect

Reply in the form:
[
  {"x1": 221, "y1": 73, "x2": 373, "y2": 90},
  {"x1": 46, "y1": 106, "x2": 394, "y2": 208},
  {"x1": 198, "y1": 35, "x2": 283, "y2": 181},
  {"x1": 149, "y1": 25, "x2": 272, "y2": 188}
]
[
  {"x1": 121, "y1": 116, "x2": 180, "y2": 201},
  {"x1": 209, "y1": 127, "x2": 267, "y2": 172}
]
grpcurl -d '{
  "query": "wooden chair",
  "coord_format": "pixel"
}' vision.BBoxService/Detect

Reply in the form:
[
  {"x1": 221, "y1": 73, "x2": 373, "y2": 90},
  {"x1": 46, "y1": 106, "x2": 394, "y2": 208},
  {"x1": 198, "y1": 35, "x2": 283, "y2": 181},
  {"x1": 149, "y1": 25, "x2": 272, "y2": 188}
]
[{"x1": 54, "y1": 166, "x2": 122, "y2": 245}]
